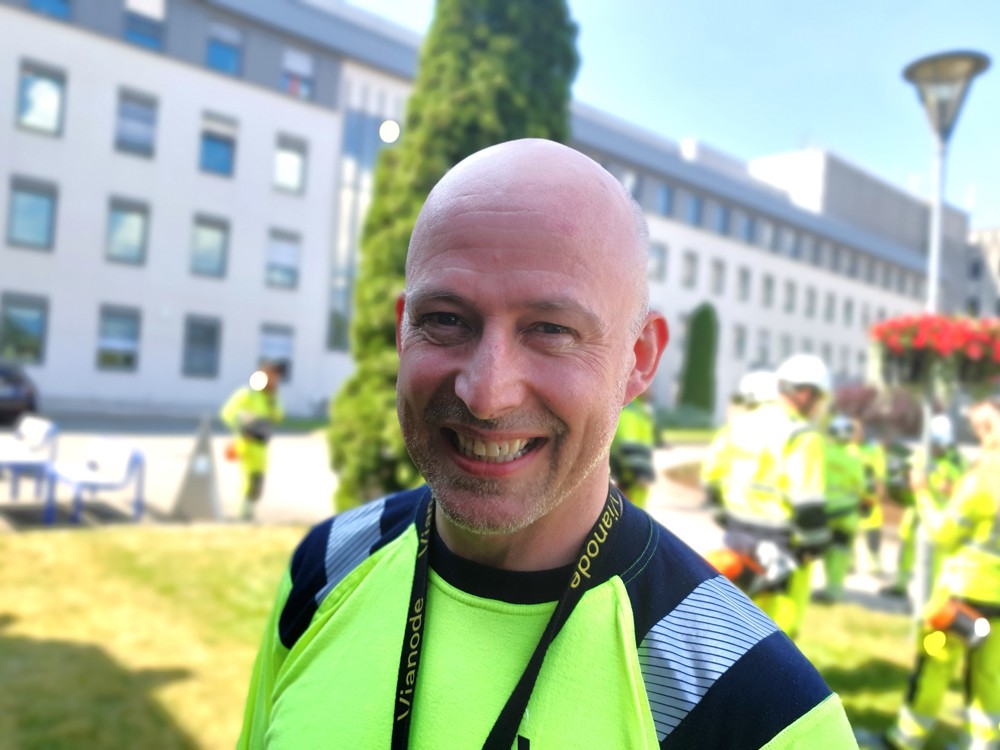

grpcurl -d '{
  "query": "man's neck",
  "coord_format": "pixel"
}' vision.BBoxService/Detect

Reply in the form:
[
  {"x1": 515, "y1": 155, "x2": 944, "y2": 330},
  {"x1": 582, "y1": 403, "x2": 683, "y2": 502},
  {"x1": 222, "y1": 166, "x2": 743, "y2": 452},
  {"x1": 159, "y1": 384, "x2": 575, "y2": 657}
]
[{"x1": 433, "y1": 490, "x2": 608, "y2": 572}]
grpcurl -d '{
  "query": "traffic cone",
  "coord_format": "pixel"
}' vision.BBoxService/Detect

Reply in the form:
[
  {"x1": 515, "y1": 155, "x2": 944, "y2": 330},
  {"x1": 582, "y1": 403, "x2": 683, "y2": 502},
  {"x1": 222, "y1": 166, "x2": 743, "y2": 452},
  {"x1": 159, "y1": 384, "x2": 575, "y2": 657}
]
[{"x1": 169, "y1": 415, "x2": 222, "y2": 521}]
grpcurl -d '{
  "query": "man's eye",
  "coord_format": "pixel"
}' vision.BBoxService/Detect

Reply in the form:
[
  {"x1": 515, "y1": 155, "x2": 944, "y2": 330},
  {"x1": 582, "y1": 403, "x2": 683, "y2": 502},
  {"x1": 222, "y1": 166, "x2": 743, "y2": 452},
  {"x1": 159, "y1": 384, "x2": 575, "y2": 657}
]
[
  {"x1": 422, "y1": 313, "x2": 462, "y2": 327},
  {"x1": 535, "y1": 322, "x2": 572, "y2": 335}
]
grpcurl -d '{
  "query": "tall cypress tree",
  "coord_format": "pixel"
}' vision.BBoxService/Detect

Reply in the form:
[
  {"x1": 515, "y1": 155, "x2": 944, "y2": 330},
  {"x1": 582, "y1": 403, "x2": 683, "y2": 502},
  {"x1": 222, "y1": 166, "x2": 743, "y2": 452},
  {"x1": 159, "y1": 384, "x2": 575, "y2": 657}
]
[
  {"x1": 678, "y1": 302, "x2": 719, "y2": 415},
  {"x1": 328, "y1": 0, "x2": 579, "y2": 510}
]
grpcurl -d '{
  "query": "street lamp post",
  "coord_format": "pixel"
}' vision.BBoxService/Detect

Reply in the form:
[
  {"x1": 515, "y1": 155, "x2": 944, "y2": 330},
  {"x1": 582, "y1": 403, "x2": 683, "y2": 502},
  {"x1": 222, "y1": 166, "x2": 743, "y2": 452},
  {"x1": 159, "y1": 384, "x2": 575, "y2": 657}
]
[{"x1": 902, "y1": 50, "x2": 990, "y2": 617}]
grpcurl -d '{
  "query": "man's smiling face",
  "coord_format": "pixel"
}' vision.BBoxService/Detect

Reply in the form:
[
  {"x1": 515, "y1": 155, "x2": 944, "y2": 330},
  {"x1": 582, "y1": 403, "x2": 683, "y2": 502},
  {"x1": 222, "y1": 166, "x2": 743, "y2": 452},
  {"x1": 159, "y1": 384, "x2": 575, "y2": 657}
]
[{"x1": 395, "y1": 140, "x2": 651, "y2": 538}]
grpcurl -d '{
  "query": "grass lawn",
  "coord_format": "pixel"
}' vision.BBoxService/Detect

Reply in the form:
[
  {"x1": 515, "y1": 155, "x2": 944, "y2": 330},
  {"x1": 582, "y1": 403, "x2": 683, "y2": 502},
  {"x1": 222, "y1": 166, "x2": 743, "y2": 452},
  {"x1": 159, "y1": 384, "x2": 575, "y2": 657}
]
[{"x1": 0, "y1": 525, "x2": 969, "y2": 749}]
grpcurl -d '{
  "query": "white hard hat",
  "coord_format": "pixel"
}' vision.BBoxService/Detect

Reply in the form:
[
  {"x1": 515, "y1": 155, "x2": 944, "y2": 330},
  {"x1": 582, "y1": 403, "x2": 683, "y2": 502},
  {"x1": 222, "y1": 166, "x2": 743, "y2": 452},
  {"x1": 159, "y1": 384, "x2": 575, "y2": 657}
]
[
  {"x1": 828, "y1": 413, "x2": 854, "y2": 441},
  {"x1": 775, "y1": 353, "x2": 832, "y2": 394},
  {"x1": 738, "y1": 370, "x2": 778, "y2": 407},
  {"x1": 930, "y1": 414, "x2": 954, "y2": 446}
]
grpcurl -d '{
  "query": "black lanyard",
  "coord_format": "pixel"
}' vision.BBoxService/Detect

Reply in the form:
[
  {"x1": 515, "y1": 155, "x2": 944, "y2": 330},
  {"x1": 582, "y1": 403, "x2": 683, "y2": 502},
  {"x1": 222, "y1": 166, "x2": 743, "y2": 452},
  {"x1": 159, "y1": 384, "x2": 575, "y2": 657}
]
[{"x1": 391, "y1": 488, "x2": 624, "y2": 750}]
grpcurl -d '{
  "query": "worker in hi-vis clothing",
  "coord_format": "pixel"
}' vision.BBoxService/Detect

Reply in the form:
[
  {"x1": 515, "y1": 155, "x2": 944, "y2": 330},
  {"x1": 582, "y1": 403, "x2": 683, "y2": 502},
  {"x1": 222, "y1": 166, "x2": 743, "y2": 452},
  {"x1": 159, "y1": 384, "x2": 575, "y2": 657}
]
[
  {"x1": 885, "y1": 397, "x2": 1000, "y2": 750},
  {"x1": 609, "y1": 393, "x2": 657, "y2": 509},
  {"x1": 710, "y1": 353, "x2": 831, "y2": 639},
  {"x1": 220, "y1": 362, "x2": 284, "y2": 521},
  {"x1": 814, "y1": 413, "x2": 866, "y2": 604},
  {"x1": 701, "y1": 369, "x2": 777, "y2": 523},
  {"x1": 856, "y1": 428, "x2": 890, "y2": 577},
  {"x1": 883, "y1": 414, "x2": 964, "y2": 601}
]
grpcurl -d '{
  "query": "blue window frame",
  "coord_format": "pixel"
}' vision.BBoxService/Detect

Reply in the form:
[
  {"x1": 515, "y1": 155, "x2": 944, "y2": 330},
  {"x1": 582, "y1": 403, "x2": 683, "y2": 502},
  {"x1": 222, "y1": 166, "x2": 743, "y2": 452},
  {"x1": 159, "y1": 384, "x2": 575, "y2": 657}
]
[
  {"x1": 206, "y1": 39, "x2": 241, "y2": 76},
  {"x1": 124, "y1": 11, "x2": 164, "y2": 51},
  {"x1": 8, "y1": 179, "x2": 57, "y2": 249},
  {"x1": 200, "y1": 133, "x2": 235, "y2": 176},
  {"x1": 29, "y1": 0, "x2": 70, "y2": 19}
]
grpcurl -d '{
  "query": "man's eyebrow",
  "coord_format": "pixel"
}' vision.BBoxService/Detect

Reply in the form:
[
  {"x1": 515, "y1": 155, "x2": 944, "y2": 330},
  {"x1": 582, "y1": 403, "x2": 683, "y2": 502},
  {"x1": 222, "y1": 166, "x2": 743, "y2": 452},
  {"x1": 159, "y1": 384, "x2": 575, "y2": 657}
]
[{"x1": 405, "y1": 289, "x2": 604, "y2": 329}]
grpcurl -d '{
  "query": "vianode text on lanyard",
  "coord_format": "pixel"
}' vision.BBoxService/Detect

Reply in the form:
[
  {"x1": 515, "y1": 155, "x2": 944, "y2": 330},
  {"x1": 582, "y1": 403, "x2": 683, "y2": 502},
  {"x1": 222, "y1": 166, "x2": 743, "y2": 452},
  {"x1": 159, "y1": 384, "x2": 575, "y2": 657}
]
[{"x1": 390, "y1": 488, "x2": 625, "y2": 750}]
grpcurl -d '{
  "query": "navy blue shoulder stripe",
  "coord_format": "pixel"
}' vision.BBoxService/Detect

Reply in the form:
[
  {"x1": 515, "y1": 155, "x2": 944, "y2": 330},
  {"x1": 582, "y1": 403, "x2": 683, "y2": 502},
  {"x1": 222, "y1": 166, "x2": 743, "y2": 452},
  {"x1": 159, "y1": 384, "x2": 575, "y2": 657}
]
[
  {"x1": 663, "y1": 627, "x2": 832, "y2": 748},
  {"x1": 277, "y1": 487, "x2": 427, "y2": 649},
  {"x1": 637, "y1": 576, "x2": 779, "y2": 744}
]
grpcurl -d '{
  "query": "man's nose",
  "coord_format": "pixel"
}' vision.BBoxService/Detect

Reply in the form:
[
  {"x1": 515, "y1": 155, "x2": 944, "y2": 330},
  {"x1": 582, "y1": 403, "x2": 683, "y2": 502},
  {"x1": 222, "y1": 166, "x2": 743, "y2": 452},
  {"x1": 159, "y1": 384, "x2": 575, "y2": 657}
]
[{"x1": 454, "y1": 330, "x2": 527, "y2": 420}]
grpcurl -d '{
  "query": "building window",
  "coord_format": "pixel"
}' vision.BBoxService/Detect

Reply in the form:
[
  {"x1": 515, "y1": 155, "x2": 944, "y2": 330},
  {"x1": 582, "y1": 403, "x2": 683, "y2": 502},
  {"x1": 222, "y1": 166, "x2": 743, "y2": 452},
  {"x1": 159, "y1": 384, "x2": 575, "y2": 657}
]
[
  {"x1": 881, "y1": 264, "x2": 893, "y2": 290},
  {"x1": 857, "y1": 255, "x2": 869, "y2": 282},
  {"x1": 96, "y1": 305, "x2": 141, "y2": 371},
  {"x1": 756, "y1": 330, "x2": 771, "y2": 367},
  {"x1": 824, "y1": 291, "x2": 836, "y2": 323},
  {"x1": 260, "y1": 324, "x2": 293, "y2": 381},
  {"x1": 199, "y1": 114, "x2": 237, "y2": 176},
  {"x1": 29, "y1": 0, "x2": 71, "y2": 19},
  {"x1": 861, "y1": 303, "x2": 870, "y2": 328},
  {"x1": 779, "y1": 333, "x2": 793, "y2": 360},
  {"x1": 783, "y1": 280, "x2": 796, "y2": 313},
  {"x1": 761, "y1": 274, "x2": 774, "y2": 308},
  {"x1": 648, "y1": 242, "x2": 667, "y2": 282},
  {"x1": 705, "y1": 200, "x2": 729, "y2": 235},
  {"x1": 123, "y1": 0, "x2": 166, "y2": 51},
  {"x1": 684, "y1": 193, "x2": 703, "y2": 227},
  {"x1": 876, "y1": 307, "x2": 886, "y2": 322},
  {"x1": 105, "y1": 199, "x2": 149, "y2": 265},
  {"x1": 266, "y1": 230, "x2": 301, "y2": 289},
  {"x1": 182, "y1": 315, "x2": 221, "y2": 378},
  {"x1": 843, "y1": 298, "x2": 855, "y2": 326},
  {"x1": 968, "y1": 297, "x2": 981, "y2": 316},
  {"x1": 18, "y1": 62, "x2": 65, "y2": 135},
  {"x1": 681, "y1": 250, "x2": 698, "y2": 289},
  {"x1": 274, "y1": 136, "x2": 307, "y2": 193},
  {"x1": 733, "y1": 324, "x2": 746, "y2": 359},
  {"x1": 865, "y1": 256, "x2": 877, "y2": 284},
  {"x1": 754, "y1": 219, "x2": 775, "y2": 251},
  {"x1": 654, "y1": 183, "x2": 673, "y2": 217},
  {"x1": 804, "y1": 287, "x2": 817, "y2": 318},
  {"x1": 115, "y1": 90, "x2": 157, "y2": 157},
  {"x1": 7, "y1": 178, "x2": 57, "y2": 250},
  {"x1": 846, "y1": 250, "x2": 859, "y2": 278},
  {"x1": 281, "y1": 48, "x2": 315, "y2": 100},
  {"x1": 0, "y1": 293, "x2": 48, "y2": 363},
  {"x1": 820, "y1": 342, "x2": 832, "y2": 365},
  {"x1": 778, "y1": 227, "x2": 798, "y2": 258},
  {"x1": 737, "y1": 266, "x2": 751, "y2": 302},
  {"x1": 710, "y1": 259, "x2": 726, "y2": 295},
  {"x1": 206, "y1": 21, "x2": 243, "y2": 76},
  {"x1": 895, "y1": 269, "x2": 907, "y2": 294},
  {"x1": 799, "y1": 234, "x2": 815, "y2": 264},
  {"x1": 190, "y1": 217, "x2": 228, "y2": 277},
  {"x1": 801, "y1": 338, "x2": 813, "y2": 354},
  {"x1": 994, "y1": 299, "x2": 1000, "y2": 317},
  {"x1": 812, "y1": 241, "x2": 828, "y2": 267},
  {"x1": 729, "y1": 209, "x2": 753, "y2": 243}
]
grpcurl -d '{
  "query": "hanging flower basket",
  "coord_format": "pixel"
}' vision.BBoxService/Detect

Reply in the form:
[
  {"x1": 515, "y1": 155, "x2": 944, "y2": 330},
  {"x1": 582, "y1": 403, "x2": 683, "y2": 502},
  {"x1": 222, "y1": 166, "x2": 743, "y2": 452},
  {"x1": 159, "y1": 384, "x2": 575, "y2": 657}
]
[{"x1": 869, "y1": 314, "x2": 1000, "y2": 400}]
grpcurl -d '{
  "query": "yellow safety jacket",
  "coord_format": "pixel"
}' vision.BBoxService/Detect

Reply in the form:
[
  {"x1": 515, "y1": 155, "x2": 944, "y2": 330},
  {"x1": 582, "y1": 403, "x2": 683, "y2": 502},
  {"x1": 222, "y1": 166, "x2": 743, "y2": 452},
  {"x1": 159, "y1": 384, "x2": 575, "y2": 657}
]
[
  {"x1": 720, "y1": 400, "x2": 827, "y2": 549},
  {"x1": 823, "y1": 438, "x2": 865, "y2": 534},
  {"x1": 610, "y1": 400, "x2": 656, "y2": 488},
  {"x1": 700, "y1": 423, "x2": 731, "y2": 490},
  {"x1": 923, "y1": 450, "x2": 1000, "y2": 606},
  {"x1": 858, "y1": 441, "x2": 887, "y2": 531},
  {"x1": 220, "y1": 387, "x2": 284, "y2": 473}
]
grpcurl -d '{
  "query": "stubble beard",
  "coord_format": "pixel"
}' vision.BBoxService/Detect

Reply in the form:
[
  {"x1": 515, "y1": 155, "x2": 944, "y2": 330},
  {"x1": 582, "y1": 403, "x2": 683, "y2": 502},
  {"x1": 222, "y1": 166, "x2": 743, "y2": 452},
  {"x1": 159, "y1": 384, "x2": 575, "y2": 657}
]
[{"x1": 398, "y1": 395, "x2": 612, "y2": 537}]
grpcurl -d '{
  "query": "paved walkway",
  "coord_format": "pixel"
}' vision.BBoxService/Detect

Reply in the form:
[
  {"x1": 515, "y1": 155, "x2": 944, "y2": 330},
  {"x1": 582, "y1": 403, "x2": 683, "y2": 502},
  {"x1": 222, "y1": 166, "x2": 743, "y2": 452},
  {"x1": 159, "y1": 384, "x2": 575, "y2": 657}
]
[{"x1": 0, "y1": 420, "x2": 906, "y2": 609}]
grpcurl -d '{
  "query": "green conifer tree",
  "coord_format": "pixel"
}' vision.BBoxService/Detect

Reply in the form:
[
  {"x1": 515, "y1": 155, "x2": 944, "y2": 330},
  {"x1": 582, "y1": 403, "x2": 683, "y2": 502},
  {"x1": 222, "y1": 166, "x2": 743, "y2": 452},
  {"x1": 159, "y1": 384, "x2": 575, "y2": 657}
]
[
  {"x1": 678, "y1": 303, "x2": 719, "y2": 415},
  {"x1": 328, "y1": 0, "x2": 579, "y2": 510}
]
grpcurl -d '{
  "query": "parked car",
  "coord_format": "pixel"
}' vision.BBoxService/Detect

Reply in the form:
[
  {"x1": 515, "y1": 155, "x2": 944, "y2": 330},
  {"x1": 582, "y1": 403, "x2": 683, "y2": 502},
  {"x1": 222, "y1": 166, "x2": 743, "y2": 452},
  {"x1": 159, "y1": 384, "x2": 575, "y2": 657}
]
[{"x1": 0, "y1": 362, "x2": 38, "y2": 425}]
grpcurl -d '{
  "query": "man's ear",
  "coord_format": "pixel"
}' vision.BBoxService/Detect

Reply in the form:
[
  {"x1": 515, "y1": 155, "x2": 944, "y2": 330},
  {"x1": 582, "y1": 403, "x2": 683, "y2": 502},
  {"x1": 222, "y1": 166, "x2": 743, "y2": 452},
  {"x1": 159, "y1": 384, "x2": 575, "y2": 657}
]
[
  {"x1": 624, "y1": 311, "x2": 669, "y2": 404},
  {"x1": 395, "y1": 293, "x2": 406, "y2": 355}
]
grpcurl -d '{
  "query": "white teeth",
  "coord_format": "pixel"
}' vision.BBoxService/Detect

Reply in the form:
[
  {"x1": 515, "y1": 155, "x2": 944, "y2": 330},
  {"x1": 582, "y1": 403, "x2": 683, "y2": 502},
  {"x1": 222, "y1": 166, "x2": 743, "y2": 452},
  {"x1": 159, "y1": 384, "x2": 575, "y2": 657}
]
[{"x1": 454, "y1": 433, "x2": 533, "y2": 463}]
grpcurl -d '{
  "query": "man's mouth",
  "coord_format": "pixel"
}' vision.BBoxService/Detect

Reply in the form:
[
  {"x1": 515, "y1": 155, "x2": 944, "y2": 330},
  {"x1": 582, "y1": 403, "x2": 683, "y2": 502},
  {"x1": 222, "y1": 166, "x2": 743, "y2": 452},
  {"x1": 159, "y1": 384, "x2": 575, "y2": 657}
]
[{"x1": 449, "y1": 430, "x2": 540, "y2": 464}]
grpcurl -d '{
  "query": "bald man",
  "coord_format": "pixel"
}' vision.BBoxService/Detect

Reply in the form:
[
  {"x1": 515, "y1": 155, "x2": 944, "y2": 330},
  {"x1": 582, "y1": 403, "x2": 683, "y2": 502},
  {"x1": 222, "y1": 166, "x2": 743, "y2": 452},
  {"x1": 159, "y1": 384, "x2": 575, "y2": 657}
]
[{"x1": 239, "y1": 140, "x2": 857, "y2": 749}]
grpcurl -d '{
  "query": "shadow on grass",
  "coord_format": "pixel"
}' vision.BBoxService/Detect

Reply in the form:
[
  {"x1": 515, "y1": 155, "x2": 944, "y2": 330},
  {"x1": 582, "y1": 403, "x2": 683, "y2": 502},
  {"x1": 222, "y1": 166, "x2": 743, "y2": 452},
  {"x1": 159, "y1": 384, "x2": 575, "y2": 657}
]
[
  {"x1": 0, "y1": 500, "x2": 145, "y2": 531},
  {"x1": 824, "y1": 656, "x2": 910, "y2": 730},
  {"x1": 0, "y1": 626, "x2": 197, "y2": 750}
]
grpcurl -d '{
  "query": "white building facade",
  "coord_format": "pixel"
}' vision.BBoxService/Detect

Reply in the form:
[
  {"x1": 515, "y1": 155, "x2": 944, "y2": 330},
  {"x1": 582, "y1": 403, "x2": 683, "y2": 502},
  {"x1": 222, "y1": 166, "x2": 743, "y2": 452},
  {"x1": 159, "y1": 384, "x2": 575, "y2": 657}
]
[{"x1": 0, "y1": 0, "x2": 966, "y2": 422}]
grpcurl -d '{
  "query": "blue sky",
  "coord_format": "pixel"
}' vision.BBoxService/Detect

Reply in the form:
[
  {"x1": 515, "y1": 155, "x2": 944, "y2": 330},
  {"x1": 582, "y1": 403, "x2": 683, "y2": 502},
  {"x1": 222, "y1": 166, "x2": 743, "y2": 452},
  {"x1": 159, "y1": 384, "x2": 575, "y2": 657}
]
[{"x1": 347, "y1": 0, "x2": 1000, "y2": 231}]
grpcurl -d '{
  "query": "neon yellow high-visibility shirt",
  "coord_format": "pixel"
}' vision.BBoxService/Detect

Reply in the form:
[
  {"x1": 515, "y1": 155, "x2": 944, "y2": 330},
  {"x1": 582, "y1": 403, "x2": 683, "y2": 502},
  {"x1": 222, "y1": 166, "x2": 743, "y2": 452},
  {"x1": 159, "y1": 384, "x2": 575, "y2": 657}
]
[{"x1": 238, "y1": 487, "x2": 858, "y2": 749}]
